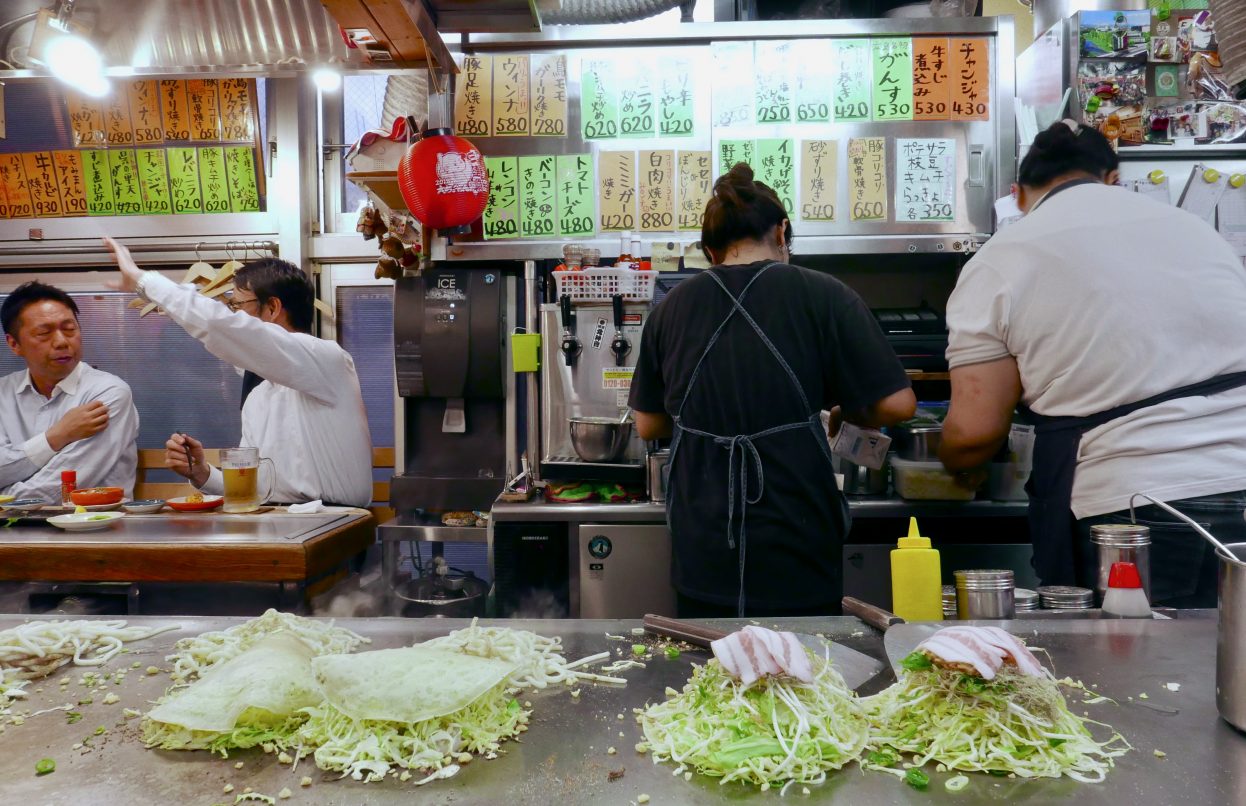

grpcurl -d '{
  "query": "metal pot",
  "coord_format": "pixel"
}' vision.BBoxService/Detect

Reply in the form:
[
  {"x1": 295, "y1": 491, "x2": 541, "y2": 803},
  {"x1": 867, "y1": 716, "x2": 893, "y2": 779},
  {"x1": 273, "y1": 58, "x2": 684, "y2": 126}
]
[
  {"x1": 841, "y1": 459, "x2": 888, "y2": 495},
  {"x1": 890, "y1": 422, "x2": 943, "y2": 461},
  {"x1": 569, "y1": 417, "x2": 633, "y2": 463},
  {"x1": 1217, "y1": 542, "x2": 1246, "y2": 731}
]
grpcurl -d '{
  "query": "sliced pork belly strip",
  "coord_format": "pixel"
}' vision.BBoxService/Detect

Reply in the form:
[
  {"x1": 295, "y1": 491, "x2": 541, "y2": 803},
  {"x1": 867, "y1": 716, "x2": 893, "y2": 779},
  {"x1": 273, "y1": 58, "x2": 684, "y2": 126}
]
[
  {"x1": 711, "y1": 626, "x2": 815, "y2": 686},
  {"x1": 916, "y1": 626, "x2": 1048, "y2": 680}
]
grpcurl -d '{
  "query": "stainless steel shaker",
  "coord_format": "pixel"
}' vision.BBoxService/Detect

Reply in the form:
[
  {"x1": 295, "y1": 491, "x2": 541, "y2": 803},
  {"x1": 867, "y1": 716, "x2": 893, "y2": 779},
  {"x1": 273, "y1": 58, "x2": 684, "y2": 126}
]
[
  {"x1": 954, "y1": 569, "x2": 1016, "y2": 619},
  {"x1": 1090, "y1": 523, "x2": 1151, "y2": 604}
]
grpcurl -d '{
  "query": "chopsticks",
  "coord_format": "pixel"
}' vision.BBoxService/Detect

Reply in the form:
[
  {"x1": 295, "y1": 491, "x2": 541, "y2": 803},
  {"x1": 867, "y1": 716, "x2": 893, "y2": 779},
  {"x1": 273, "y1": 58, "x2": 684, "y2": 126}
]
[{"x1": 179, "y1": 433, "x2": 193, "y2": 472}]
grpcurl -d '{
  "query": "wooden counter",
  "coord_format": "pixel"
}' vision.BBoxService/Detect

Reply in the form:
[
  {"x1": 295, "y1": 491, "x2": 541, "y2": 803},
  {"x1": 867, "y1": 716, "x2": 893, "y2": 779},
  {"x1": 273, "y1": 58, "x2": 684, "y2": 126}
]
[{"x1": 0, "y1": 509, "x2": 374, "y2": 589}]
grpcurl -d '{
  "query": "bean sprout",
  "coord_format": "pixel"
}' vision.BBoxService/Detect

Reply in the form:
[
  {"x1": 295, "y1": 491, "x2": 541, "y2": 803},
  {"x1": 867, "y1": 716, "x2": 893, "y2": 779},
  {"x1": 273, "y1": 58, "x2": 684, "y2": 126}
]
[
  {"x1": 0, "y1": 619, "x2": 177, "y2": 680},
  {"x1": 166, "y1": 610, "x2": 367, "y2": 686}
]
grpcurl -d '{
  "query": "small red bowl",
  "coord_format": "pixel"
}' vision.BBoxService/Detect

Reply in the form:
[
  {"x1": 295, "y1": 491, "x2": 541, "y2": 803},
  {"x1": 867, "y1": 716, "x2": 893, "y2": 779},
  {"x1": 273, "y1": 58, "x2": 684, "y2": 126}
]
[{"x1": 166, "y1": 495, "x2": 224, "y2": 512}]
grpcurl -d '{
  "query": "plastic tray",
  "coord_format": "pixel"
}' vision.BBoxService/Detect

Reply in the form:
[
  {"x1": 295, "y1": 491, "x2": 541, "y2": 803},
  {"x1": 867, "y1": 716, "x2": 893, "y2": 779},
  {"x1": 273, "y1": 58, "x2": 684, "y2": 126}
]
[
  {"x1": 552, "y1": 268, "x2": 655, "y2": 302},
  {"x1": 890, "y1": 456, "x2": 976, "y2": 501}
]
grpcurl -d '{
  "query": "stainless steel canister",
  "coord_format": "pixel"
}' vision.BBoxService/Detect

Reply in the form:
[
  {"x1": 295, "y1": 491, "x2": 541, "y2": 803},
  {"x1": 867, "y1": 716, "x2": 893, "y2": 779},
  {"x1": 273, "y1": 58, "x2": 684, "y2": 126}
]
[
  {"x1": 1090, "y1": 523, "x2": 1151, "y2": 604},
  {"x1": 942, "y1": 585, "x2": 957, "y2": 618},
  {"x1": 646, "y1": 449, "x2": 671, "y2": 504},
  {"x1": 1015, "y1": 588, "x2": 1040, "y2": 612},
  {"x1": 1037, "y1": 585, "x2": 1094, "y2": 610},
  {"x1": 1216, "y1": 543, "x2": 1246, "y2": 731},
  {"x1": 955, "y1": 569, "x2": 1015, "y2": 619}
]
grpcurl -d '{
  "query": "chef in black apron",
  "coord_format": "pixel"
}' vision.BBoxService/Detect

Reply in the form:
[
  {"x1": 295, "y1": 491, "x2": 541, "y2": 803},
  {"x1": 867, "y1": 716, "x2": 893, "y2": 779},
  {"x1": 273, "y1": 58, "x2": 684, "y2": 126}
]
[
  {"x1": 629, "y1": 163, "x2": 915, "y2": 618},
  {"x1": 939, "y1": 121, "x2": 1246, "y2": 607}
]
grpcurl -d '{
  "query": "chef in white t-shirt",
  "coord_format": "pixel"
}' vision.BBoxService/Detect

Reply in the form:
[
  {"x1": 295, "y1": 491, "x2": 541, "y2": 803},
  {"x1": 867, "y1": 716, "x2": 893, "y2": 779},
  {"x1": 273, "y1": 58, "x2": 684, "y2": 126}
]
[{"x1": 939, "y1": 120, "x2": 1246, "y2": 607}]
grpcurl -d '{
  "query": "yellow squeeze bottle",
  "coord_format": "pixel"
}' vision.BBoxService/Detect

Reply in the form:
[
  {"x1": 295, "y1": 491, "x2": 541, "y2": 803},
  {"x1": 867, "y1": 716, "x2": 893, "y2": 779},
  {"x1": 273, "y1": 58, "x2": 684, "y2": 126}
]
[{"x1": 890, "y1": 517, "x2": 943, "y2": 621}]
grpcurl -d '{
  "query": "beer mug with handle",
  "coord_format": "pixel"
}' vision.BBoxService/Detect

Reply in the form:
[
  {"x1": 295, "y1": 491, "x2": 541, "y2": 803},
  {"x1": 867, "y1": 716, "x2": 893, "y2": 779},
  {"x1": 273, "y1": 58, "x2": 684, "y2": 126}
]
[{"x1": 220, "y1": 447, "x2": 275, "y2": 513}]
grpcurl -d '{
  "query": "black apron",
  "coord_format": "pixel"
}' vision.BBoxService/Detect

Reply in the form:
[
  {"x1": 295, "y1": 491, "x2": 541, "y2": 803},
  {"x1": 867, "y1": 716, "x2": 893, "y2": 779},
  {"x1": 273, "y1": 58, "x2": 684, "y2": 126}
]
[
  {"x1": 1021, "y1": 180, "x2": 1246, "y2": 583},
  {"x1": 666, "y1": 262, "x2": 848, "y2": 616}
]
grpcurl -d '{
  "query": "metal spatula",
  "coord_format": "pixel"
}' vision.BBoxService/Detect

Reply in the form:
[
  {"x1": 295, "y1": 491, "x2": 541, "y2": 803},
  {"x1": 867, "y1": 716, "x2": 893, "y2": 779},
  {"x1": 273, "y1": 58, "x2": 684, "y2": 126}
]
[{"x1": 642, "y1": 613, "x2": 885, "y2": 690}]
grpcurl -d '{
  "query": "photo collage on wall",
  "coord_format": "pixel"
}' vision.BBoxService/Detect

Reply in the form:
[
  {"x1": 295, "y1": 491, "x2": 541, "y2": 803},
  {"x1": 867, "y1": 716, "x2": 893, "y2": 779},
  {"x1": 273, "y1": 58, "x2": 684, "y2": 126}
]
[{"x1": 1078, "y1": 5, "x2": 1245, "y2": 146}]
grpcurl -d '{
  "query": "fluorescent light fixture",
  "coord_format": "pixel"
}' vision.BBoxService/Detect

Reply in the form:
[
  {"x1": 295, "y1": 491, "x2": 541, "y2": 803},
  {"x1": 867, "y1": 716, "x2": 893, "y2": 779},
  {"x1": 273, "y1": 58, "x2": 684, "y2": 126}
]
[
  {"x1": 312, "y1": 67, "x2": 342, "y2": 92},
  {"x1": 45, "y1": 32, "x2": 109, "y2": 97}
]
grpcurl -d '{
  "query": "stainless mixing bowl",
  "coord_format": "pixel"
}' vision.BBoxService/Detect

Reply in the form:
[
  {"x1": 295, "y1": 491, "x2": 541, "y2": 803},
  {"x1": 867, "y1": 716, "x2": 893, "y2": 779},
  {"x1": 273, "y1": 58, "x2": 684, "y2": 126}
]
[{"x1": 569, "y1": 417, "x2": 633, "y2": 463}]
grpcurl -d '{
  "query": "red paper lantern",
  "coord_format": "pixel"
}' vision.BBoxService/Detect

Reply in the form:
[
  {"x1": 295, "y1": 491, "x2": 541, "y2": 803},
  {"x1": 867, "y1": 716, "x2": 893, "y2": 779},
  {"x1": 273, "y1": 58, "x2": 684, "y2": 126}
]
[{"x1": 397, "y1": 128, "x2": 490, "y2": 234}]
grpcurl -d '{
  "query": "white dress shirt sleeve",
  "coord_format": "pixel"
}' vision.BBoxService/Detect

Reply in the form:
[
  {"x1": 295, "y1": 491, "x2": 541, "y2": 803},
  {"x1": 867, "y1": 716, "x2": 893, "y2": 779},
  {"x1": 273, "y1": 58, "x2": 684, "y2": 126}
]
[
  {"x1": 195, "y1": 464, "x2": 225, "y2": 497},
  {"x1": 3, "y1": 380, "x2": 140, "y2": 501},
  {"x1": 22, "y1": 433, "x2": 55, "y2": 468},
  {"x1": 0, "y1": 434, "x2": 41, "y2": 492},
  {"x1": 141, "y1": 272, "x2": 342, "y2": 405}
]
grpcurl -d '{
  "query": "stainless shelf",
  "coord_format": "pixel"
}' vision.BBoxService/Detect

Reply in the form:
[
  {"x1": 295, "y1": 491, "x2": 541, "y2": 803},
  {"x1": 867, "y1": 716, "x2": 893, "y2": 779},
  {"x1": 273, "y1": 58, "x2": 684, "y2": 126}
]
[
  {"x1": 491, "y1": 497, "x2": 1026, "y2": 522},
  {"x1": 847, "y1": 497, "x2": 1028, "y2": 519},
  {"x1": 378, "y1": 515, "x2": 488, "y2": 543}
]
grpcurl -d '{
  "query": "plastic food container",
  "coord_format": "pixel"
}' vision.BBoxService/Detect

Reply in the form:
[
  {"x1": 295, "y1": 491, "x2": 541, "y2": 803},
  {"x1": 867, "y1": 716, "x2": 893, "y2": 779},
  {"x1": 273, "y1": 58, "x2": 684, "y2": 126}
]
[{"x1": 890, "y1": 456, "x2": 975, "y2": 501}]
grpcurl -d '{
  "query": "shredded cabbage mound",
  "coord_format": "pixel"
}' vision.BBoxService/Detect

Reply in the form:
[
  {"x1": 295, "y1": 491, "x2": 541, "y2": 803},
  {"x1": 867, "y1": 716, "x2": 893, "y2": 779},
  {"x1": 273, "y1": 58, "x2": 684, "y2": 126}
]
[
  {"x1": 862, "y1": 656, "x2": 1131, "y2": 783},
  {"x1": 293, "y1": 684, "x2": 529, "y2": 782},
  {"x1": 166, "y1": 610, "x2": 367, "y2": 685},
  {"x1": 639, "y1": 654, "x2": 870, "y2": 790},
  {"x1": 142, "y1": 706, "x2": 304, "y2": 757}
]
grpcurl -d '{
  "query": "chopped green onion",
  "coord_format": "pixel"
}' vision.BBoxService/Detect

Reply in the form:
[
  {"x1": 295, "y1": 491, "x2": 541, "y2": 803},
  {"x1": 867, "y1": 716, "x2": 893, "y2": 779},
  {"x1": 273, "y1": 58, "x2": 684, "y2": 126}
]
[
  {"x1": 867, "y1": 750, "x2": 897, "y2": 767},
  {"x1": 900, "y1": 651, "x2": 933, "y2": 672},
  {"x1": 664, "y1": 646, "x2": 680, "y2": 660},
  {"x1": 904, "y1": 768, "x2": 930, "y2": 790},
  {"x1": 632, "y1": 644, "x2": 646, "y2": 656},
  {"x1": 66, "y1": 712, "x2": 83, "y2": 724},
  {"x1": 94, "y1": 726, "x2": 106, "y2": 735},
  {"x1": 35, "y1": 758, "x2": 55, "y2": 775}
]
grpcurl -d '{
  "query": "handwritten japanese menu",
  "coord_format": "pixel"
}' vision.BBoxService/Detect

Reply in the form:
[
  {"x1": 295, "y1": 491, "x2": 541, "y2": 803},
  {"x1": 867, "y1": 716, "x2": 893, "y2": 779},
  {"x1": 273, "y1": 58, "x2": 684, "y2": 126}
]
[
  {"x1": 913, "y1": 39, "x2": 951, "y2": 121},
  {"x1": 104, "y1": 91, "x2": 135, "y2": 146},
  {"x1": 66, "y1": 93, "x2": 105, "y2": 147},
  {"x1": 872, "y1": 39, "x2": 913, "y2": 121},
  {"x1": 82, "y1": 150, "x2": 115, "y2": 215},
  {"x1": 22, "y1": 152, "x2": 63, "y2": 217},
  {"x1": 638, "y1": 150, "x2": 675, "y2": 231},
  {"x1": 800, "y1": 140, "x2": 837, "y2": 222},
  {"x1": 712, "y1": 41, "x2": 754, "y2": 128},
  {"x1": 224, "y1": 146, "x2": 260, "y2": 212},
  {"x1": 848, "y1": 137, "x2": 888, "y2": 222},
  {"x1": 455, "y1": 55, "x2": 493, "y2": 137},
  {"x1": 597, "y1": 151, "x2": 636, "y2": 232},
  {"x1": 619, "y1": 66, "x2": 656, "y2": 138},
  {"x1": 793, "y1": 41, "x2": 832, "y2": 123},
  {"x1": 677, "y1": 151, "x2": 712, "y2": 231},
  {"x1": 754, "y1": 42, "x2": 793, "y2": 124},
  {"x1": 556, "y1": 154, "x2": 595, "y2": 237},
  {"x1": 107, "y1": 149, "x2": 143, "y2": 215},
  {"x1": 531, "y1": 55, "x2": 568, "y2": 136},
  {"x1": 198, "y1": 147, "x2": 231, "y2": 214},
  {"x1": 718, "y1": 140, "x2": 755, "y2": 176},
  {"x1": 582, "y1": 59, "x2": 620, "y2": 139},
  {"x1": 218, "y1": 79, "x2": 257, "y2": 142},
  {"x1": 659, "y1": 58, "x2": 695, "y2": 137},
  {"x1": 161, "y1": 80, "x2": 192, "y2": 141},
  {"x1": 136, "y1": 149, "x2": 173, "y2": 215},
  {"x1": 127, "y1": 80, "x2": 165, "y2": 144},
  {"x1": 493, "y1": 55, "x2": 531, "y2": 136},
  {"x1": 896, "y1": 138, "x2": 956, "y2": 222},
  {"x1": 833, "y1": 40, "x2": 872, "y2": 122},
  {"x1": 519, "y1": 155, "x2": 557, "y2": 237},
  {"x1": 951, "y1": 38, "x2": 990, "y2": 121},
  {"x1": 483, "y1": 156, "x2": 520, "y2": 239},
  {"x1": 186, "y1": 79, "x2": 223, "y2": 141},
  {"x1": 756, "y1": 139, "x2": 795, "y2": 213},
  {"x1": 167, "y1": 148, "x2": 204, "y2": 214},
  {"x1": 0, "y1": 155, "x2": 31, "y2": 218},
  {"x1": 52, "y1": 151, "x2": 88, "y2": 216}
]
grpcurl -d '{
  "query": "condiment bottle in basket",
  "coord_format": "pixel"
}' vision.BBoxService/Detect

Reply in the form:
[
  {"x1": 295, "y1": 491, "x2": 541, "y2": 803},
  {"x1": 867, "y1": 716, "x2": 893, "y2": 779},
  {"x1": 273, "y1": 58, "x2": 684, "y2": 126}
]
[
  {"x1": 615, "y1": 231, "x2": 633, "y2": 268},
  {"x1": 629, "y1": 236, "x2": 643, "y2": 270}
]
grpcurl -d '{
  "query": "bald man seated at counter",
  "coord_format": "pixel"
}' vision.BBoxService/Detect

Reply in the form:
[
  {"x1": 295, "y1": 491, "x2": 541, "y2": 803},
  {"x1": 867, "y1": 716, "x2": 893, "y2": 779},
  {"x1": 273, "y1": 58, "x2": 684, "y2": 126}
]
[
  {"x1": 0, "y1": 281, "x2": 139, "y2": 502},
  {"x1": 103, "y1": 238, "x2": 373, "y2": 508}
]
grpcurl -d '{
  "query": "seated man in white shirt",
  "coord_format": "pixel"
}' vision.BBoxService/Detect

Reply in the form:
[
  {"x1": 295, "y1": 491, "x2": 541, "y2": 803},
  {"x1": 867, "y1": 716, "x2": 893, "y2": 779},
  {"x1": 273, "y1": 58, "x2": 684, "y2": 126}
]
[
  {"x1": 0, "y1": 281, "x2": 139, "y2": 500},
  {"x1": 103, "y1": 238, "x2": 373, "y2": 508}
]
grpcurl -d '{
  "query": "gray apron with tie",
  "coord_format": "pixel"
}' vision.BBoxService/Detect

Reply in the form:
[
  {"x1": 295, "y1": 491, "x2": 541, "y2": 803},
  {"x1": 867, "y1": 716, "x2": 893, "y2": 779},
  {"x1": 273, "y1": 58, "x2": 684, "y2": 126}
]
[{"x1": 665, "y1": 262, "x2": 849, "y2": 616}]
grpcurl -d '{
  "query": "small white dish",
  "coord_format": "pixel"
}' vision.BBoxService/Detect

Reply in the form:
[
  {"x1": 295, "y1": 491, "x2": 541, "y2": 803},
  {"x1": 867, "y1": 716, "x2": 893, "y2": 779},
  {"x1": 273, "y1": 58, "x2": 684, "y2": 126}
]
[
  {"x1": 122, "y1": 499, "x2": 166, "y2": 514},
  {"x1": 48, "y1": 511, "x2": 125, "y2": 532},
  {"x1": 80, "y1": 501, "x2": 123, "y2": 512}
]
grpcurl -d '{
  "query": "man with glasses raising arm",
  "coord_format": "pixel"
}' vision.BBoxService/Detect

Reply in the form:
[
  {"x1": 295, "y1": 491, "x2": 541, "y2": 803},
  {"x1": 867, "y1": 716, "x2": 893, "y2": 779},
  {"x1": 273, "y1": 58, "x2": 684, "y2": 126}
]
[{"x1": 103, "y1": 238, "x2": 373, "y2": 508}]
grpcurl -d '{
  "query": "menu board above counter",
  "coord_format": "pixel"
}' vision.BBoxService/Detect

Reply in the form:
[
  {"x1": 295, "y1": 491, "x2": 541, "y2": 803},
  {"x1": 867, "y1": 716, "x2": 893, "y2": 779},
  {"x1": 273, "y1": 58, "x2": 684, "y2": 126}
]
[
  {"x1": 447, "y1": 19, "x2": 1009, "y2": 254},
  {"x1": 0, "y1": 78, "x2": 265, "y2": 220}
]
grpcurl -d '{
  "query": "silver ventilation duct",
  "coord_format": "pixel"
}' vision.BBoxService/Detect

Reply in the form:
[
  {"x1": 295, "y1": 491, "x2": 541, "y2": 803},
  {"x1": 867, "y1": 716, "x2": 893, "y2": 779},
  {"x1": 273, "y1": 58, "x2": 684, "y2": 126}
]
[{"x1": 541, "y1": 0, "x2": 688, "y2": 25}]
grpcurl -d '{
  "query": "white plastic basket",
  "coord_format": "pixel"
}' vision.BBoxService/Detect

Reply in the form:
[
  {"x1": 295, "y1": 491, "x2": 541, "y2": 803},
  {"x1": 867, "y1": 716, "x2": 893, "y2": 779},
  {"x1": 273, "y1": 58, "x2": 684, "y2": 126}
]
[{"x1": 552, "y1": 268, "x2": 655, "y2": 302}]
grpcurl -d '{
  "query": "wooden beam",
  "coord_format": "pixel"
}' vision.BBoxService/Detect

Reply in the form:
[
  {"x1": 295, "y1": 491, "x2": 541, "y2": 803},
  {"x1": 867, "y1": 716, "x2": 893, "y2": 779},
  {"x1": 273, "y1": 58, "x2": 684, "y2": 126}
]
[
  {"x1": 395, "y1": 0, "x2": 458, "y2": 74},
  {"x1": 321, "y1": 0, "x2": 402, "y2": 62},
  {"x1": 361, "y1": 0, "x2": 430, "y2": 63}
]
